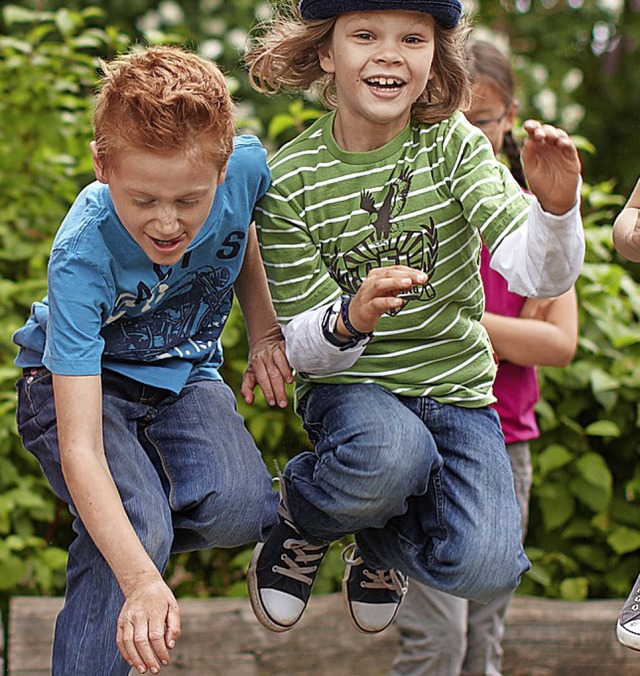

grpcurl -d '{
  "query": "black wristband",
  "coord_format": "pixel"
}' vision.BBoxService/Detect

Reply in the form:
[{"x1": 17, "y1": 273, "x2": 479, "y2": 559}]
[{"x1": 340, "y1": 295, "x2": 373, "y2": 341}]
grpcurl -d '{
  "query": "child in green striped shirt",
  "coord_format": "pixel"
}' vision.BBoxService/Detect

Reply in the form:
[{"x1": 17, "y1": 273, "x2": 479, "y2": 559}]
[{"x1": 244, "y1": 0, "x2": 584, "y2": 635}]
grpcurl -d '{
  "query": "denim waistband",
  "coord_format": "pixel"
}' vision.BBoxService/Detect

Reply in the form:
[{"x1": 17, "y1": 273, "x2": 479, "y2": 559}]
[{"x1": 21, "y1": 366, "x2": 171, "y2": 406}]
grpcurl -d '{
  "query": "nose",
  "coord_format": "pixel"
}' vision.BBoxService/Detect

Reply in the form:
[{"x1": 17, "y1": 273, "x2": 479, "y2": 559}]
[
  {"x1": 373, "y1": 39, "x2": 402, "y2": 64},
  {"x1": 156, "y1": 205, "x2": 180, "y2": 234}
]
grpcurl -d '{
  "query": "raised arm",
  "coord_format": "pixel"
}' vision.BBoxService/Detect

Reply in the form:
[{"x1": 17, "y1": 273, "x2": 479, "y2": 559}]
[
  {"x1": 53, "y1": 373, "x2": 180, "y2": 675},
  {"x1": 613, "y1": 178, "x2": 640, "y2": 262}
]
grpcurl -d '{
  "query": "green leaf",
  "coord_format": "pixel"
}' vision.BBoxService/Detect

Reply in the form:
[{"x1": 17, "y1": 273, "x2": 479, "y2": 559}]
[
  {"x1": 3, "y1": 5, "x2": 42, "y2": 25},
  {"x1": 536, "y1": 483, "x2": 575, "y2": 530},
  {"x1": 0, "y1": 556, "x2": 25, "y2": 589},
  {"x1": 559, "y1": 577, "x2": 589, "y2": 600},
  {"x1": 584, "y1": 420, "x2": 621, "y2": 437},
  {"x1": 589, "y1": 368, "x2": 619, "y2": 393},
  {"x1": 525, "y1": 562, "x2": 552, "y2": 587},
  {"x1": 535, "y1": 444, "x2": 573, "y2": 480},
  {"x1": 575, "y1": 453, "x2": 613, "y2": 492},
  {"x1": 607, "y1": 526, "x2": 640, "y2": 555},
  {"x1": 569, "y1": 477, "x2": 610, "y2": 513}
]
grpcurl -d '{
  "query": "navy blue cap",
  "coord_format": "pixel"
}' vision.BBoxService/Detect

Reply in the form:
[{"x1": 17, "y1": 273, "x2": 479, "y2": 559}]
[{"x1": 298, "y1": 0, "x2": 462, "y2": 28}]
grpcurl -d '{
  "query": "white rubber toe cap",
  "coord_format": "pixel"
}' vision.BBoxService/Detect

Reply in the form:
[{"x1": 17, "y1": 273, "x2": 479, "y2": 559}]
[
  {"x1": 260, "y1": 589, "x2": 306, "y2": 627},
  {"x1": 350, "y1": 601, "x2": 399, "y2": 633}
]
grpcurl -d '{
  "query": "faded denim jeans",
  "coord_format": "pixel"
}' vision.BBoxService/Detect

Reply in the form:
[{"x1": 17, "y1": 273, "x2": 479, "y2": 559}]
[
  {"x1": 16, "y1": 367, "x2": 278, "y2": 675},
  {"x1": 285, "y1": 383, "x2": 530, "y2": 603},
  {"x1": 391, "y1": 441, "x2": 533, "y2": 676}
]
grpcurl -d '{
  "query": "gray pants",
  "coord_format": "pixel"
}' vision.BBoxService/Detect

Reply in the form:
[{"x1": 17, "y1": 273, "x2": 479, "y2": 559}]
[{"x1": 391, "y1": 441, "x2": 532, "y2": 676}]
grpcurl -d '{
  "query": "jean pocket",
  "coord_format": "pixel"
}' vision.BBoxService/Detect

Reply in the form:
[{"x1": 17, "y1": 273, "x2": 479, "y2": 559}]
[{"x1": 17, "y1": 367, "x2": 54, "y2": 425}]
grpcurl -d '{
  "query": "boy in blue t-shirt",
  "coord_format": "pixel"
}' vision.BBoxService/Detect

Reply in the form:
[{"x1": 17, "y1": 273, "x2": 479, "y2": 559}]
[{"x1": 13, "y1": 45, "x2": 291, "y2": 676}]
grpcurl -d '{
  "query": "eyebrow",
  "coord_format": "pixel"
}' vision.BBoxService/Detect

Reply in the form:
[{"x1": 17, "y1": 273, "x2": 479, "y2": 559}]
[{"x1": 126, "y1": 187, "x2": 210, "y2": 199}]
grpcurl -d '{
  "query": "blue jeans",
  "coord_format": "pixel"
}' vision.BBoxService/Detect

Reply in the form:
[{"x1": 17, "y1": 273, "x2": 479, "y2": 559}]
[
  {"x1": 391, "y1": 441, "x2": 534, "y2": 676},
  {"x1": 288, "y1": 383, "x2": 530, "y2": 603},
  {"x1": 16, "y1": 367, "x2": 279, "y2": 675}
]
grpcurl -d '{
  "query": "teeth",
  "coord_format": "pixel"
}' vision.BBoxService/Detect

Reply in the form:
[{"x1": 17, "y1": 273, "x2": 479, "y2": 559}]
[{"x1": 368, "y1": 77, "x2": 402, "y2": 87}]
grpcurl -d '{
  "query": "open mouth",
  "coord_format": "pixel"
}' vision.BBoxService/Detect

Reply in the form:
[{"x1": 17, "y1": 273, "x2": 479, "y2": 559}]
[
  {"x1": 151, "y1": 236, "x2": 184, "y2": 249},
  {"x1": 364, "y1": 76, "x2": 405, "y2": 90}
]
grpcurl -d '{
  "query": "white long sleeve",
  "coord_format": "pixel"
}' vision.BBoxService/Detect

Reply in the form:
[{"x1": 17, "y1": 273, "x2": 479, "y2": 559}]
[
  {"x1": 282, "y1": 302, "x2": 367, "y2": 375},
  {"x1": 490, "y1": 187, "x2": 584, "y2": 297}
]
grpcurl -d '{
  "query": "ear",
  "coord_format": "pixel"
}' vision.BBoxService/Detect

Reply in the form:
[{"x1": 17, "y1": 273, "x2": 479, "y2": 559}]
[
  {"x1": 90, "y1": 141, "x2": 108, "y2": 184},
  {"x1": 504, "y1": 98, "x2": 519, "y2": 133},
  {"x1": 216, "y1": 161, "x2": 228, "y2": 186},
  {"x1": 317, "y1": 41, "x2": 336, "y2": 75}
]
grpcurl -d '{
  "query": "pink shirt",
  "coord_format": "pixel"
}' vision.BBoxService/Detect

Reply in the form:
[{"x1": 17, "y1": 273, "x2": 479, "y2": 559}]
[{"x1": 480, "y1": 245, "x2": 540, "y2": 443}]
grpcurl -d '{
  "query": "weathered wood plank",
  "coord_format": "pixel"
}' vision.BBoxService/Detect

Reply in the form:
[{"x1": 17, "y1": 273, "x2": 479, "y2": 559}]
[{"x1": 8, "y1": 594, "x2": 640, "y2": 675}]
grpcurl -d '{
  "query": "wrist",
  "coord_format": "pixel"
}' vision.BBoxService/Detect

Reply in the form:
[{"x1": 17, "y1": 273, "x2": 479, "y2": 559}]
[
  {"x1": 339, "y1": 295, "x2": 373, "y2": 341},
  {"x1": 321, "y1": 297, "x2": 372, "y2": 350}
]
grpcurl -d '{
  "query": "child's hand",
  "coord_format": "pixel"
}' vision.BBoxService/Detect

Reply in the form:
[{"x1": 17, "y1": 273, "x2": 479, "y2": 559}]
[
  {"x1": 345, "y1": 265, "x2": 429, "y2": 334},
  {"x1": 521, "y1": 120, "x2": 581, "y2": 215},
  {"x1": 116, "y1": 575, "x2": 180, "y2": 674},
  {"x1": 242, "y1": 327, "x2": 293, "y2": 408}
]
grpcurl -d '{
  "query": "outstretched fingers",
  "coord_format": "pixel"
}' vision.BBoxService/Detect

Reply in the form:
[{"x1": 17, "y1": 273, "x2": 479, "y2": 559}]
[{"x1": 521, "y1": 120, "x2": 581, "y2": 215}]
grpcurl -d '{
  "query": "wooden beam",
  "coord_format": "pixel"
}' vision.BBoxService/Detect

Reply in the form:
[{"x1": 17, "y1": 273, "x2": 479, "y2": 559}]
[{"x1": 7, "y1": 594, "x2": 640, "y2": 675}]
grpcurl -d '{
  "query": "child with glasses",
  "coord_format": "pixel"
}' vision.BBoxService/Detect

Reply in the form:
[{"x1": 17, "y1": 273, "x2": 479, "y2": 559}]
[{"x1": 391, "y1": 39, "x2": 579, "y2": 675}]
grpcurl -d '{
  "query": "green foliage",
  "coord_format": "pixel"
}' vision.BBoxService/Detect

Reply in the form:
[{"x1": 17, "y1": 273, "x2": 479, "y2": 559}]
[
  {"x1": 519, "y1": 181, "x2": 640, "y2": 600},
  {"x1": 0, "y1": 5, "x2": 128, "y2": 601},
  {"x1": 2, "y1": 0, "x2": 640, "y2": 639}
]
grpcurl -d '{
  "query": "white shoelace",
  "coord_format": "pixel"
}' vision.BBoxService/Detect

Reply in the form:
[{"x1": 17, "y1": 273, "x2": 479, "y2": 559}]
[
  {"x1": 272, "y1": 538, "x2": 328, "y2": 585},
  {"x1": 271, "y1": 462, "x2": 327, "y2": 586},
  {"x1": 343, "y1": 543, "x2": 408, "y2": 596}
]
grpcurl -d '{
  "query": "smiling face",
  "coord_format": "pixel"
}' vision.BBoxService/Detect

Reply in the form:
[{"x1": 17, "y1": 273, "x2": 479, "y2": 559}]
[
  {"x1": 91, "y1": 142, "x2": 226, "y2": 266},
  {"x1": 317, "y1": 10, "x2": 436, "y2": 152}
]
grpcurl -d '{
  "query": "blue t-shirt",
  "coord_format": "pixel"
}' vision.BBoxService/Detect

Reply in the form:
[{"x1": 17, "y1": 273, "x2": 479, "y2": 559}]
[{"x1": 13, "y1": 135, "x2": 270, "y2": 393}]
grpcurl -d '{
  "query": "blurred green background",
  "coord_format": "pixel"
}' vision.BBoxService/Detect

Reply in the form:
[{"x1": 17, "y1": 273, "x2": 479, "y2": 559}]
[{"x1": 0, "y1": 0, "x2": 639, "y2": 653}]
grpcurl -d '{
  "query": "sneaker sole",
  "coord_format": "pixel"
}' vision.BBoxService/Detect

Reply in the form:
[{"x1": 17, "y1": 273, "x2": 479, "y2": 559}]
[
  {"x1": 247, "y1": 541, "x2": 297, "y2": 633},
  {"x1": 617, "y1": 620, "x2": 640, "y2": 651}
]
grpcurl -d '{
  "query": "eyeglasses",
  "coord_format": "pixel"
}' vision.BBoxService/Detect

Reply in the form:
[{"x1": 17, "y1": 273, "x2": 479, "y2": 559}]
[{"x1": 467, "y1": 107, "x2": 509, "y2": 129}]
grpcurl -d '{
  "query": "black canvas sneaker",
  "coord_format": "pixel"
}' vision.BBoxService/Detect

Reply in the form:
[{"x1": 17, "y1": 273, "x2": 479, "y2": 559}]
[
  {"x1": 342, "y1": 542, "x2": 408, "y2": 634},
  {"x1": 247, "y1": 477, "x2": 329, "y2": 632},
  {"x1": 617, "y1": 572, "x2": 640, "y2": 650}
]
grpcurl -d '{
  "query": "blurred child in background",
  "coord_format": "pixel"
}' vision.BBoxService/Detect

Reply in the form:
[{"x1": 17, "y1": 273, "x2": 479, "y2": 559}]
[{"x1": 391, "y1": 40, "x2": 579, "y2": 675}]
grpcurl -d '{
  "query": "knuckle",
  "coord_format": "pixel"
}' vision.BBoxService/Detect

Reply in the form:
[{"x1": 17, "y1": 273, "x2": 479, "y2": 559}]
[{"x1": 148, "y1": 629, "x2": 165, "y2": 642}]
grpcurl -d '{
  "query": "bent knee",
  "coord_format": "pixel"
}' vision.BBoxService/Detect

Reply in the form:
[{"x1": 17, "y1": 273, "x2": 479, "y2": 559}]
[
  {"x1": 440, "y1": 533, "x2": 529, "y2": 603},
  {"x1": 195, "y1": 488, "x2": 279, "y2": 548}
]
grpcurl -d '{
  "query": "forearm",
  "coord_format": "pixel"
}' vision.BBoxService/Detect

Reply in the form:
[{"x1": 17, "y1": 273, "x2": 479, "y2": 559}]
[
  {"x1": 490, "y1": 191, "x2": 584, "y2": 297},
  {"x1": 283, "y1": 302, "x2": 366, "y2": 375},
  {"x1": 62, "y1": 450, "x2": 162, "y2": 593},
  {"x1": 613, "y1": 208, "x2": 640, "y2": 262},
  {"x1": 235, "y1": 223, "x2": 281, "y2": 344},
  {"x1": 53, "y1": 374, "x2": 161, "y2": 595},
  {"x1": 482, "y1": 312, "x2": 576, "y2": 367}
]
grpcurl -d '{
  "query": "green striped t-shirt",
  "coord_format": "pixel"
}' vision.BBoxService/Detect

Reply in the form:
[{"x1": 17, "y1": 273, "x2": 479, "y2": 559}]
[{"x1": 255, "y1": 110, "x2": 532, "y2": 406}]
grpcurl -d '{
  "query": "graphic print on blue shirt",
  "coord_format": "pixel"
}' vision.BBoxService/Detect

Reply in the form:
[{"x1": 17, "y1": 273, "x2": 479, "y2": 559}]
[{"x1": 101, "y1": 262, "x2": 234, "y2": 362}]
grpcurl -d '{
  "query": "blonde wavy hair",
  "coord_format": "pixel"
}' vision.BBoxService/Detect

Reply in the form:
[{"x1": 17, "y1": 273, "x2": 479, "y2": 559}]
[
  {"x1": 245, "y1": 1, "x2": 473, "y2": 124},
  {"x1": 94, "y1": 45, "x2": 235, "y2": 173}
]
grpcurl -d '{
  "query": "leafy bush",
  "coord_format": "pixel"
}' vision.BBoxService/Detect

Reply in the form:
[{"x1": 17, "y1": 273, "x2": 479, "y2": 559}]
[
  {"x1": 2, "y1": 1, "x2": 640, "y2": 633},
  {"x1": 0, "y1": 5, "x2": 130, "y2": 595},
  {"x1": 522, "y1": 180, "x2": 640, "y2": 600}
]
